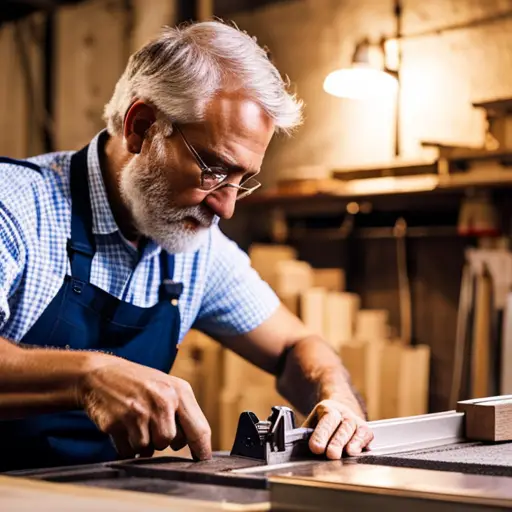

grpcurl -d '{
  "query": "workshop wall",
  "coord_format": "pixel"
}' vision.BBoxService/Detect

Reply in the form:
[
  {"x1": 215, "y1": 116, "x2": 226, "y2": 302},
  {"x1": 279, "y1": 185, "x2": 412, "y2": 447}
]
[
  {"x1": 230, "y1": 0, "x2": 512, "y2": 187},
  {"x1": 0, "y1": 0, "x2": 178, "y2": 157},
  {"x1": 0, "y1": 14, "x2": 46, "y2": 158}
]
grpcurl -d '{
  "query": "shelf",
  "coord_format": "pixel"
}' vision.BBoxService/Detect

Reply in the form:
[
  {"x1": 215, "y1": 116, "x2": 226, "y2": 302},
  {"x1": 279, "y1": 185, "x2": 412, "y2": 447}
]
[{"x1": 241, "y1": 154, "x2": 512, "y2": 210}]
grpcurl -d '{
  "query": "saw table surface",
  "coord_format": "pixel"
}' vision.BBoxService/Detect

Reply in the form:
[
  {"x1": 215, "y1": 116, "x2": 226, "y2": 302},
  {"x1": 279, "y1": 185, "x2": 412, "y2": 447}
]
[
  {"x1": 359, "y1": 441, "x2": 512, "y2": 477},
  {"x1": 5, "y1": 401, "x2": 512, "y2": 511}
]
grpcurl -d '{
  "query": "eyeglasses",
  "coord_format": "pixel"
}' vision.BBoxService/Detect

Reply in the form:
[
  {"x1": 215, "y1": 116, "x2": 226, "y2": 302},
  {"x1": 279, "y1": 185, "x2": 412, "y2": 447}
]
[{"x1": 174, "y1": 125, "x2": 261, "y2": 200}]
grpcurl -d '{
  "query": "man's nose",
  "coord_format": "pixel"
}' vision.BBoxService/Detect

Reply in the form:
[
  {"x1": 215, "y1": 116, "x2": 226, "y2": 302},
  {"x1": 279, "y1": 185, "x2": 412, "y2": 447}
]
[{"x1": 203, "y1": 185, "x2": 238, "y2": 220}]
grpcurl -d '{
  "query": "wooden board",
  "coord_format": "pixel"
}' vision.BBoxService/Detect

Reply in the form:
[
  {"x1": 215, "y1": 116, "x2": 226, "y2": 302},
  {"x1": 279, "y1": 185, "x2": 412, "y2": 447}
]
[
  {"x1": 0, "y1": 475, "x2": 268, "y2": 512},
  {"x1": 312, "y1": 268, "x2": 345, "y2": 292},
  {"x1": 501, "y1": 294, "x2": 512, "y2": 394},
  {"x1": 457, "y1": 395, "x2": 512, "y2": 442},
  {"x1": 471, "y1": 269, "x2": 493, "y2": 398},
  {"x1": 0, "y1": 14, "x2": 45, "y2": 158}
]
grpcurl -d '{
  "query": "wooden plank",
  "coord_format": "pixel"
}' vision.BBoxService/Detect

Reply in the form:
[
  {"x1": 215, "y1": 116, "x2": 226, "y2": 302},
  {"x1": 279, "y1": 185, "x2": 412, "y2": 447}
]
[
  {"x1": 312, "y1": 268, "x2": 345, "y2": 292},
  {"x1": 378, "y1": 341, "x2": 402, "y2": 419},
  {"x1": 274, "y1": 260, "x2": 313, "y2": 297},
  {"x1": 54, "y1": 0, "x2": 129, "y2": 150},
  {"x1": 300, "y1": 287, "x2": 326, "y2": 339},
  {"x1": 501, "y1": 293, "x2": 512, "y2": 394},
  {"x1": 131, "y1": 0, "x2": 177, "y2": 53},
  {"x1": 457, "y1": 396, "x2": 512, "y2": 441},
  {"x1": 364, "y1": 340, "x2": 385, "y2": 420},
  {"x1": 248, "y1": 244, "x2": 297, "y2": 291},
  {"x1": 0, "y1": 475, "x2": 267, "y2": 511},
  {"x1": 324, "y1": 292, "x2": 358, "y2": 350},
  {"x1": 339, "y1": 343, "x2": 366, "y2": 400},
  {"x1": 471, "y1": 268, "x2": 493, "y2": 398},
  {"x1": 0, "y1": 14, "x2": 44, "y2": 158},
  {"x1": 396, "y1": 344, "x2": 431, "y2": 417},
  {"x1": 339, "y1": 340, "x2": 385, "y2": 420},
  {"x1": 354, "y1": 309, "x2": 389, "y2": 342}
]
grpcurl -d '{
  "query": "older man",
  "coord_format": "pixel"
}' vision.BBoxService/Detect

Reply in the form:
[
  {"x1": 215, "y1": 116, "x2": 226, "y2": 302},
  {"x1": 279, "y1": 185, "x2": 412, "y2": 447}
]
[{"x1": 0, "y1": 20, "x2": 372, "y2": 472}]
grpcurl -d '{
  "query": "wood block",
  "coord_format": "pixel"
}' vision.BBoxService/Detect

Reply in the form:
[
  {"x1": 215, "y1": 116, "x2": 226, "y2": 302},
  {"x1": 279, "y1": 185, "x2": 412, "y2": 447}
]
[
  {"x1": 364, "y1": 340, "x2": 386, "y2": 420},
  {"x1": 281, "y1": 294, "x2": 300, "y2": 316},
  {"x1": 396, "y1": 344, "x2": 431, "y2": 417},
  {"x1": 339, "y1": 343, "x2": 366, "y2": 397},
  {"x1": 313, "y1": 268, "x2": 345, "y2": 292},
  {"x1": 274, "y1": 260, "x2": 313, "y2": 297},
  {"x1": 300, "y1": 287, "x2": 327, "y2": 338},
  {"x1": 340, "y1": 340, "x2": 384, "y2": 420},
  {"x1": 457, "y1": 395, "x2": 512, "y2": 441},
  {"x1": 379, "y1": 341, "x2": 403, "y2": 419},
  {"x1": 248, "y1": 244, "x2": 297, "y2": 289},
  {"x1": 501, "y1": 294, "x2": 512, "y2": 394},
  {"x1": 471, "y1": 270, "x2": 493, "y2": 398},
  {"x1": 324, "y1": 292, "x2": 359, "y2": 349},
  {"x1": 354, "y1": 309, "x2": 389, "y2": 342},
  {"x1": 222, "y1": 348, "x2": 274, "y2": 392},
  {"x1": 377, "y1": 341, "x2": 430, "y2": 419}
]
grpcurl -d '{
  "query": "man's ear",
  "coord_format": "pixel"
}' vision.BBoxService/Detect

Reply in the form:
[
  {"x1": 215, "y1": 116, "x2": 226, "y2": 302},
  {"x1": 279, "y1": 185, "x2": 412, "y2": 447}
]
[{"x1": 123, "y1": 101, "x2": 156, "y2": 154}]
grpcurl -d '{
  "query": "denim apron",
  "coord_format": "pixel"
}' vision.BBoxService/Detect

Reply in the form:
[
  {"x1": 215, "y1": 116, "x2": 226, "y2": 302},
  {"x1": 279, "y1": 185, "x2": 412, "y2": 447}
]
[{"x1": 0, "y1": 146, "x2": 183, "y2": 471}]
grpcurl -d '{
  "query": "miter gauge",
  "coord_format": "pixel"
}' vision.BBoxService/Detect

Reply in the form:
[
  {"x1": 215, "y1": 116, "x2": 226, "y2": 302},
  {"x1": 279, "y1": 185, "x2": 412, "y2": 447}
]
[{"x1": 230, "y1": 406, "x2": 315, "y2": 465}]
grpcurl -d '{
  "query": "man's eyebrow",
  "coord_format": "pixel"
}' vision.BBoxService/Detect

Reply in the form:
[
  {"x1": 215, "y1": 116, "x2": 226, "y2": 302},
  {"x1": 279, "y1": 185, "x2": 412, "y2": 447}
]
[{"x1": 197, "y1": 148, "x2": 259, "y2": 176}]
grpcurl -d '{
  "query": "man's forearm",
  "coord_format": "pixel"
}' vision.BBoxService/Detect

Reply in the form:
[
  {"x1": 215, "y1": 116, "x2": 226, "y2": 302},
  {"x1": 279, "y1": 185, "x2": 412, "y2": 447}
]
[
  {"x1": 275, "y1": 336, "x2": 367, "y2": 419},
  {"x1": 0, "y1": 336, "x2": 96, "y2": 419}
]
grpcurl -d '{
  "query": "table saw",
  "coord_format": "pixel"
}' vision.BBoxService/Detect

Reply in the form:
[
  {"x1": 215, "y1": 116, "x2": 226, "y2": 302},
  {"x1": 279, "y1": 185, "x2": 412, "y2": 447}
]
[{"x1": 3, "y1": 395, "x2": 512, "y2": 511}]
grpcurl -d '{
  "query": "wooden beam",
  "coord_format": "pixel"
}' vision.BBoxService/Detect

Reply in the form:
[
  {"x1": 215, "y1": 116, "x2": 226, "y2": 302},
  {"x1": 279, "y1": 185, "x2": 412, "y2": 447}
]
[{"x1": 457, "y1": 395, "x2": 512, "y2": 441}]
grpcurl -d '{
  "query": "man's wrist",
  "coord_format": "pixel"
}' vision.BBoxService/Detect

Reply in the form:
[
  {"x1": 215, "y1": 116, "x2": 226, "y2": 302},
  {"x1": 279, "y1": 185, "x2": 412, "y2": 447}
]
[{"x1": 317, "y1": 365, "x2": 368, "y2": 420}]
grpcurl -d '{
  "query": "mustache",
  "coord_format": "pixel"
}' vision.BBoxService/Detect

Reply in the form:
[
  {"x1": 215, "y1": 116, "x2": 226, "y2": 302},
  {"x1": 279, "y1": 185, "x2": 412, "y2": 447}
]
[{"x1": 167, "y1": 205, "x2": 214, "y2": 228}]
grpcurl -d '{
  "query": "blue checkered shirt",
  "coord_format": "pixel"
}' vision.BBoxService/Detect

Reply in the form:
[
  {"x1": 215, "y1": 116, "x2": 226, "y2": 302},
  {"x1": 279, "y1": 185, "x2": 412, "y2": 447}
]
[{"x1": 0, "y1": 131, "x2": 279, "y2": 344}]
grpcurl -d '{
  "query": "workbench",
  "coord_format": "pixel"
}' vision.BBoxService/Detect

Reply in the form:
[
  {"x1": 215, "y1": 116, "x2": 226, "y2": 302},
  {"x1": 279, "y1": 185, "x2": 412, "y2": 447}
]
[{"x1": 3, "y1": 396, "x2": 512, "y2": 511}]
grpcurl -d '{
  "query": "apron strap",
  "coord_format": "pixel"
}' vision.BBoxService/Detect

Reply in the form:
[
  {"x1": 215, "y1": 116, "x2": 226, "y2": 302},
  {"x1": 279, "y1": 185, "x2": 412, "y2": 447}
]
[
  {"x1": 159, "y1": 250, "x2": 183, "y2": 302},
  {"x1": 68, "y1": 145, "x2": 95, "y2": 282}
]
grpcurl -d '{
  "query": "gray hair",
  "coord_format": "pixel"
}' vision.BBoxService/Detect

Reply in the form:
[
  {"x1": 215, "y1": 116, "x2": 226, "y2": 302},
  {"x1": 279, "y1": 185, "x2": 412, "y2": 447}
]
[{"x1": 103, "y1": 20, "x2": 303, "y2": 136}]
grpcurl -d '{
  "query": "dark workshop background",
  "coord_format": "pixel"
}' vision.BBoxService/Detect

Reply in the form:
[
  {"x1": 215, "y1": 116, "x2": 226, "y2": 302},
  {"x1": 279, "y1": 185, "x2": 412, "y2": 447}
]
[{"x1": 1, "y1": 0, "x2": 511, "y2": 425}]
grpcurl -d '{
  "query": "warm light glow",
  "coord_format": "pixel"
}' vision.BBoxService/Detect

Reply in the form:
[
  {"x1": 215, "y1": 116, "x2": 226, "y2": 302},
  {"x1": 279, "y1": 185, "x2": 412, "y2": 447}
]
[
  {"x1": 343, "y1": 174, "x2": 439, "y2": 196},
  {"x1": 323, "y1": 66, "x2": 398, "y2": 100}
]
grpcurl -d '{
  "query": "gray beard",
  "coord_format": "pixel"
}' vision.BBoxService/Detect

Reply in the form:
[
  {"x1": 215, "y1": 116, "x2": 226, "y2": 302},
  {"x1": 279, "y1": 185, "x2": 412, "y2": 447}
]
[{"x1": 119, "y1": 155, "x2": 213, "y2": 254}]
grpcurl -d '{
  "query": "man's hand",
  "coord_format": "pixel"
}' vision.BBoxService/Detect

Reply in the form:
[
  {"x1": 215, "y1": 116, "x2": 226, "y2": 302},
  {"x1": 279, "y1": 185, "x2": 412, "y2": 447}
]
[
  {"x1": 77, "y1": 357, "x2": 212, "y2": 461},
  {"x1": 303, "y1": 399, "x2": 373, "y2": 459}
]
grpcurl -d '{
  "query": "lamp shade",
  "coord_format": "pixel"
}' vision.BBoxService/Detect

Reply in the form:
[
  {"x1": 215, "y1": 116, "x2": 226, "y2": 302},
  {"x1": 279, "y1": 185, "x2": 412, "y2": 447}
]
[{"x1": 323, "y1": 64, "x2": 398, "y2": 100}]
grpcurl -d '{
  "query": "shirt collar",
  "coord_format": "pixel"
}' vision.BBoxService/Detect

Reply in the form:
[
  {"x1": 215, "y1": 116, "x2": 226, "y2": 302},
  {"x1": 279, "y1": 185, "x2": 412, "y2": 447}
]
[{"x1": 86, "y1": 130, "x2": 121, "y2": 236}]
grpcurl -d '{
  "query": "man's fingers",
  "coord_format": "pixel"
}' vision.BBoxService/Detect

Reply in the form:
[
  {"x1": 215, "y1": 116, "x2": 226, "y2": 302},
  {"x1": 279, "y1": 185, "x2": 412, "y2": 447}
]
[
  {"x1": 175, "y1": 381, "x2": 212, "y2": 460},
  {"x1": 150, "y1": 408, "x2": 178, "y2": 451},
  {"x1": 308, "y1": 409, "x2": 342, "y2": 455},
  {"x1": 346, "y1": 423, "x2": 374, "y2": 456},
  {"x1": 325, "y1": 416, "x2": 357, "y2": 459},
  {"x1": 127, "y1": 417, "x2": 151, "y2": 454},
  {"x1": 170, "y1": 422, "x2": 187, "y2": 452},
  {"x1": 111, "y1": 434, "x2": 135, "y2": 459}
]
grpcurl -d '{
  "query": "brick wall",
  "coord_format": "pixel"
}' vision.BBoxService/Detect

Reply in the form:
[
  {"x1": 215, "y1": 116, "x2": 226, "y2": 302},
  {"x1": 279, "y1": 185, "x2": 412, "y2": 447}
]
[{"x1": 231, "y1": 0, "x2": 512, "y2": 186}]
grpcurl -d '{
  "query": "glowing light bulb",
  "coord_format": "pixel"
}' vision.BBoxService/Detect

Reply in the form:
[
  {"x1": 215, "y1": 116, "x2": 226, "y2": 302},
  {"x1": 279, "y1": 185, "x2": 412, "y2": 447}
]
[{"x1": 323, "y1": 65, "x2": 398, "y2": 100}]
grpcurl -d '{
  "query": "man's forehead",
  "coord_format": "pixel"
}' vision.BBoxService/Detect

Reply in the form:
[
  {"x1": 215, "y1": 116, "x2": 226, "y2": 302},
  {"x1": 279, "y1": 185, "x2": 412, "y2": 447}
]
[{"x1": 202, "y1": 92, "x2": 274, "y2": 138}]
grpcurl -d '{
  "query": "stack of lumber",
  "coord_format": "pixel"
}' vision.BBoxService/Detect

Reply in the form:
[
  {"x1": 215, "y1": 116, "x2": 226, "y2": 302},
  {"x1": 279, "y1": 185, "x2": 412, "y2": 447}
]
[
  {"x1": 247, "y1": 244, "x2": 431, "y2": 422},
  {"x1": 170, "y1": 243, "x2": 431, "y2": 451}
]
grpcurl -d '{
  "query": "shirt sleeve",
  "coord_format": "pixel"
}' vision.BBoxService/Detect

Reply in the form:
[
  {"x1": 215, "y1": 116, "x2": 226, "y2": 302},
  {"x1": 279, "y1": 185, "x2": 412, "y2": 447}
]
[
  {"x1": 194, "y1": 224, "x2": 280, "y2": 337},
  {"x1": 0, "y1": 201, "x2": 27, "y2": 331}
]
